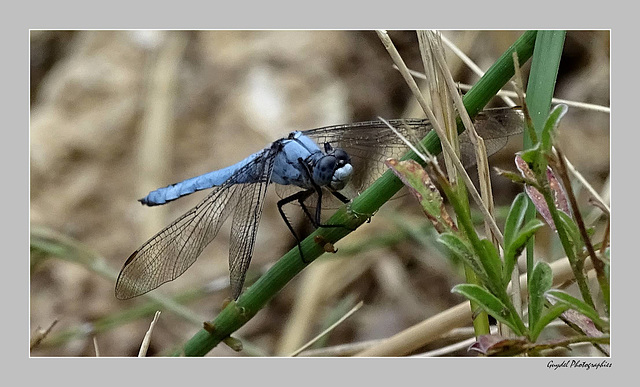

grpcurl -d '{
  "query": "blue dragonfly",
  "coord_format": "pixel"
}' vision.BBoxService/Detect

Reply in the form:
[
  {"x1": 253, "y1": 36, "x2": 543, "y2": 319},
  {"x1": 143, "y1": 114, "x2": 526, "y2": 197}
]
[{"x1": 115, "y1": 107, "x2": 523, "y2": 300}]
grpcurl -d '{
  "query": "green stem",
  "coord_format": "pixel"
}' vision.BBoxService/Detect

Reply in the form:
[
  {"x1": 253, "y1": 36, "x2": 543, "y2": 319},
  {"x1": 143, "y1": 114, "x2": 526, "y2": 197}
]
[
  {"x1": 540, "y1": 182, "x2": 596, "y2": 309},
  {"x1": 440, "y1": 174, "x2": 526, "y2": 336},
  {"x1": 554, "y1": 150, "x2": 610, "y2": 315},
  {"x1": 463, "y1": 266, "x2": 491, "y2": 335},
  {"x1": 524, "y1": 30, "x2": 567, "y2": 328}
]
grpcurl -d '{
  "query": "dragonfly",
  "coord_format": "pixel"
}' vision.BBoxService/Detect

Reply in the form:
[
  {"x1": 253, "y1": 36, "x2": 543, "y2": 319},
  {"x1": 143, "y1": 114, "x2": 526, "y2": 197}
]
[{"x1": 115, "y1": 107, "x2": 523, "y2": 300}]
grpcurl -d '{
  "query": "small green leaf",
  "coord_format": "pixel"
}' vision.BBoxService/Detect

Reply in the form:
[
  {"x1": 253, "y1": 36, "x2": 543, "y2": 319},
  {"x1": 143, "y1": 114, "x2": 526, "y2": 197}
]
[
  {"x1": 494, "y1": 168, "x2": 534, "y2": 186},
  {"x1": 557, "y1": 211, "x2": 583, "y2": 252},
  {"x1": 477, "y1": 239, "x2": 503, "y2": 290},
  {"x1": 438, "y1": 233, "x2": 488, "y2": 283},
  {"x1": 530, "y1": 303, "x2": 570, "y2": 341},
  {"x1": 541, "y1": 104, "x2": 568, "y2": 154},
  {"x1": 504, "y1": 193, "x2": 529, "y2": 248},
  {"x1": 545, "y1": 289, "x2": 608, "y2": 330},
  {"x1": 518, "y1": 146, "x2": 540, "y2": 166},
  {"x1": 528, "y1": 262, "x2": 553, "y2": 332},
  {"x1": 452, "y1": 284, "x2": 522, "y2": 335},
  {"x1": 503, "y1": 218, "x2": 544, "y2": 284}
]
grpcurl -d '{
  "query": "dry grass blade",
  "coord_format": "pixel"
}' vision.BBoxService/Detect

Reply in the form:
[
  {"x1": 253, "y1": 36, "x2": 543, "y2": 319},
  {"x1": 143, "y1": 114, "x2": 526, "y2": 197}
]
[
  {"x1": 377, "y1": 117, "x2": 431, "y2": 163},
  {"x1": 138, "y1": 311, "x2": 161, "y2": 357},
  {"x1": 425, "y1": 30, "x2": 501, "y2": 247},
  {"x1": 289, "y1": 301, "x2": 364, "y2": 357},
  {"x1": 93, "y1": 336, "x2": 100, "y2": 357},
  {"x1": 379, "y1": 29, "x2": 504, "y2": 245},
  {"x1": 417, "y1": 31, "x2": 459, "y2": 185}
]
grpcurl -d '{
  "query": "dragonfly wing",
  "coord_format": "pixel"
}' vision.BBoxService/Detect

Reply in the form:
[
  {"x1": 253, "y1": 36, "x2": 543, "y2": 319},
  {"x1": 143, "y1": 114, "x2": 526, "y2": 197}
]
[
  {"x1": 457, "y1": 107, "x2": 524, "y2": 167},
  {"x1": 228, "y1": 146, "x2": 278, "y2": 299},
  {"x1": 302, "y1": 107, "x2": 523, "y2": 193},
  {"x1": 115, "y1": 148, "x2": 275, "y2": 300}
]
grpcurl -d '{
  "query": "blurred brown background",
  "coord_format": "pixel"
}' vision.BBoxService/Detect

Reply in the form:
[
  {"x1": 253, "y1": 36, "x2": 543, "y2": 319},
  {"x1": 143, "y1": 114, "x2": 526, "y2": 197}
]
[{"x1": 29, "y1": 30, "x2": 610, "y2": 357}]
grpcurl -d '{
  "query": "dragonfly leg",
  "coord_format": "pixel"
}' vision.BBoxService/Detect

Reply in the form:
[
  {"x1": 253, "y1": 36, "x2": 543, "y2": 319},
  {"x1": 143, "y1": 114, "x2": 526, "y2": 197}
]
[
  {"x1": 277, "y1": 189, "x2": 314, "y2": 263},
  {"x1": 330, "y1": 191, "x2": 350, "y2": 204},
  {"x1": 303, "y1": 189, "x2": 356, "y2": 231}
]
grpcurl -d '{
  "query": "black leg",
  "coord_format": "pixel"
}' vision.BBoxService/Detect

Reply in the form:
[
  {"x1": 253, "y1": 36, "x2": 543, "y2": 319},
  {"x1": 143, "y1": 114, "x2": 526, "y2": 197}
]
[
  {"x1": 314, "y1": 188, "x2": 323, "y2": 227},
  {"x1": 277, "y1": 189, "x2": 314, "y2": 263},
  {"x1": 298, "y1": 196, "x2": 318, "y2": 227},
  {"x1": 330, "y1": 191, "x2": 350, "y2": 204},
  {"x1": 296, "y1": 187, "x2": 354, "y2": 230}
]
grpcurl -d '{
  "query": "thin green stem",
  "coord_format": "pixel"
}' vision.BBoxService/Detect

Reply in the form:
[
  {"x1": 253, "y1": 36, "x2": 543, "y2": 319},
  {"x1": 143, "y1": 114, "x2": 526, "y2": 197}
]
[
  {"x1": 438, "y1": 173, "x2": 527, "y2": 336},
  {"x1": 524, "y1": 30, "x2": 567, "y2": 328},
  {"x1": 554, "y1": 149, "x2": 610, "y2": 314},
  {"x1": 540, "y1": 179, "x2": 596, "y2": 309}
]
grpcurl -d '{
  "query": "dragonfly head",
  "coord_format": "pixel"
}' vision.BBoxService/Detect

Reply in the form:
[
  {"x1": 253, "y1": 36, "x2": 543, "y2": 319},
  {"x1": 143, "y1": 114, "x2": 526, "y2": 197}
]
[{"x1": 314, "y1": 147, "x2": 353, "y2": 191}]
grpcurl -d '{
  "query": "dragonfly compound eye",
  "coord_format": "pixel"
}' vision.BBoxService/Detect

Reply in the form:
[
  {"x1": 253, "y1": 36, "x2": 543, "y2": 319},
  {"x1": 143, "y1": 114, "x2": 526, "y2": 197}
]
[
  {"x1": 333, "y1": 148, "x2": 351, "y2": 166},
  {"x1": 317, "y1": 156, "x2": 337, "y2": 173},
  {"x1": 313, "y1": 155, "x2": 338, "y2": 186}
]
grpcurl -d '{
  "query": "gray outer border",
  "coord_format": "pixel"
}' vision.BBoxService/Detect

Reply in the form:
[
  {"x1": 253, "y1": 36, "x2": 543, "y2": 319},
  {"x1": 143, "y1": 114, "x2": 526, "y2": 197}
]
[{"x1": 17, "y1": 0, "x2": 624, "y2": 385}]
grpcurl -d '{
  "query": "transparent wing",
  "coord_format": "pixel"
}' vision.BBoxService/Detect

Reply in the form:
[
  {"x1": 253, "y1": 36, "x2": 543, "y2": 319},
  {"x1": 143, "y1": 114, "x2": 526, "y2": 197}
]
[
  {"x1": 115, "y1": 146, "x2": 277, "y2": 300},
  {"x1": 228, "y1": 151, "x2": 275, "y2": 299},
  {"x1": 304, "y1": 107, "x2": 523, "y2": 191},
  {"x1": 276, "y1": 107, "x2": 524, "y2": 208},
  {"x1": 457, "y1": 106, "x2": 526, "y2": 167}
]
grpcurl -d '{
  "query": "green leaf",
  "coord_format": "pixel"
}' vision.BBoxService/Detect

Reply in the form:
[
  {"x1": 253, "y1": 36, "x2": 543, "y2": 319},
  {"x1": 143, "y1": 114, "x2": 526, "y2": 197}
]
[
  {"x1": 504, "y1": 193, "x2": 529, "y2": 248},
  {"x1": 517, "y1": 146, "x2": 540, "y2": 166},
  {"x1": 557, "y1": 211, "x2": 584, "y2": 252},
  {"x1": 494, "y1": 168, "x2": 536, "y2": 186},
  {"x1": 530, "y1": 303, "x2": 570, "y2": 341},
  {"x1": 528, "y1": 262, "x2": 553, "y2": 332},
  {"x1": 438, "y1": 233, "x2": 488, "y2": 283},
  {"x1": 503, "y1": 218, "x2": 545, "y2": 285},
  {"x1": 545, "y1": 289, "x2": 608, "y2": 330},
  {"x1": 452, "y1": 284, "x2": 522, "y2": 335},
  {"x1": 477, "y1": 239, "x2": 503, "y2": 291},
  {"x1": 525, "y1": 30, "x2": 566, "y2": 148},
  {"x1": 541, "y1": 104, "x2": 569, "y2": 154}
]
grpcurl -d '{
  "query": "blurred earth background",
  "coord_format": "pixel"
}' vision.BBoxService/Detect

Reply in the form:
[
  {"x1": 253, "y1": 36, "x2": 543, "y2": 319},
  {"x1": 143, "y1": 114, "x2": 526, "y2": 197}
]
[{"x1": 29, "y1": 30, "x2": 610, "y2": 357}]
